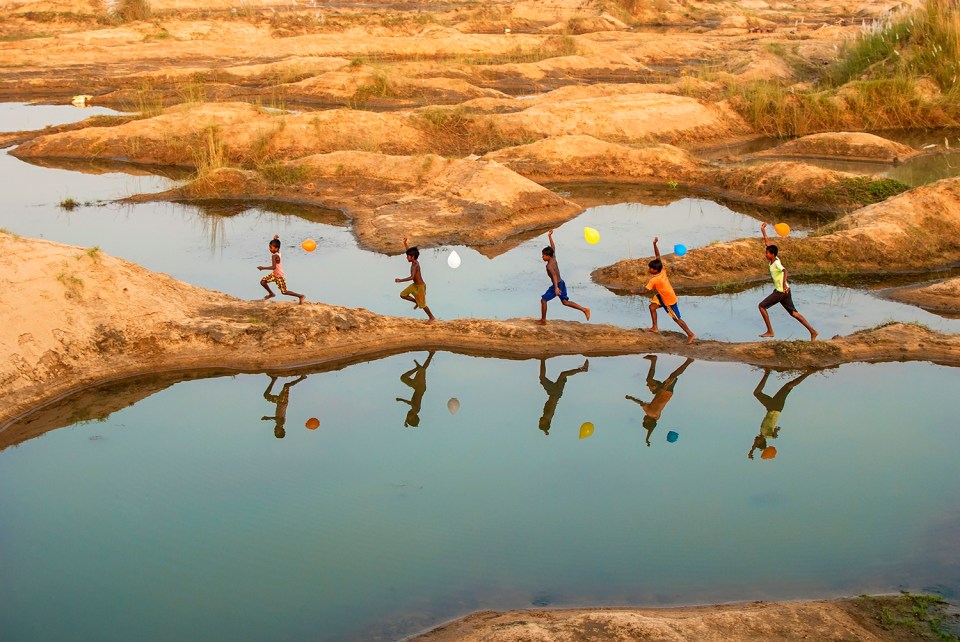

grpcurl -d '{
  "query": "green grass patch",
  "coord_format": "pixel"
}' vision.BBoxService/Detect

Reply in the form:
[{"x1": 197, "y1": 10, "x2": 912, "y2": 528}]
[
  {"x1": 259, "y1": 162, "x2": 308, "y2": 186},
  {"x1": 857, "y1": 593, "x2": 959, "y2": 641},
  {"x1": 818, "y1": 177, "x2": 910, "y2": 207}
]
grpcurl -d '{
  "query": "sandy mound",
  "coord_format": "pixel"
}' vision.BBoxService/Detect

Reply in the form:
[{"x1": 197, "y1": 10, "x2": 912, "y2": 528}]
[
  {"x1": 706, "y1": 161, "x2": 870, "y2": 211},
  {"x1": 883, "y1": 277, "x2": 960, "y2": 315},
  {"x1": 752, "y1": 132, "x2": 920, "y2": 163},
  {"x1": 484, "y1": 135, "x2": 707, "y2": 184},
  {"x1": 11, "y1": 102, "x2": 432, "y2": 165},
  {"x1": 592, "y1": 177, "x2": 960, "y2": 292},
  {"x1": 4, "y1": 233, "x2": 959, "y2": 432},
  {"x1": 494, "y1": 93, "x2": 749, "y2": 145},
  {"x1": 412, "y1": 598, "x2": 939, "y2": 641},
  {"x1": 144, "y1": 151, "x2": 582, "y2": 253}
]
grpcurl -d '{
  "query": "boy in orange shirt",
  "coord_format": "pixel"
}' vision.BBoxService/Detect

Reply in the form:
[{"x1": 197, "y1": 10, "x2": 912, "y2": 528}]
[{"x1": 630, "y1": 236, "x2": 696, "y2": 344}]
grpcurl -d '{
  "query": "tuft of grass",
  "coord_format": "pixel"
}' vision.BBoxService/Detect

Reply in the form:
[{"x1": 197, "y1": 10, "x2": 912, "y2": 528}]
[
  {"x1": 727, "y1": 0, "x2": 960, "y2": 137},
  {"x1": 817, "y1": 177, "x2": 910, "y2": 207},
  {"x1": 59, "y1": 198, "x2": 79, "y2": 211},
  {"x1": 57, "y1": 270, "x2": 84, "y2": 292},
  {"x1": 193, "y1": 125, "x2": 227, "y2": 175},
  {"x1": 259, "y1": 162, "x2": 308, "y2": 186},
  {"x1": 459, "y1": 35, "x2": 578, "y2": 65},
  {"x1": 413, "y1": 107, "x2": 538, "y2": 156},
  {"x1": 112, "y1": 0, "x2": 151, "y2": 22},
  {"x1": 857, "y1": 593, "x2": 959, "y2": 641},
  {"x1": 825, "y1": 0, "x2": 959, "y2": 92}
]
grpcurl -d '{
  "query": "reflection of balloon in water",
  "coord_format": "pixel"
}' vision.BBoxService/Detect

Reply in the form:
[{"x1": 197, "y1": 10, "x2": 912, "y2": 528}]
[
  {"x1": 673, "y1": 244, "x2": 687, "y2": 256},
  {"x1": 301, "y1": 239, "x2": 317, "y2": 252},
  {"x1": 305, "y1": 417, "x2": 320, "y2": 430},
  {"x1": 761, "y1": 446, "x2": 777, "y2": 460},
  {"x1": 774, "y1": 223, "x2": 791, "y2": 237},
  {"x1": 579, "y1": 422, "x2": 595, "y2": 439},
  {"x1": 447, "y1": 250, "x2": 462, "y2": 269},
  {"x1": 583, "y1": 227, "x2": 600, "y2": 244},
  {"x1": 447, "y1": 397, "x2": 460, "y2": 415},
  {"x1": 666, "y1": 430, "x2": 679, "y2": 443}
]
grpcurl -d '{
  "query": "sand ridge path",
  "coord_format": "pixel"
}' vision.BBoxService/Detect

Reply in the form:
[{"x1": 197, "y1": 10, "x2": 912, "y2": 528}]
[{"x1": 3, "y1": 233, "x2": 960, "y2": 431}]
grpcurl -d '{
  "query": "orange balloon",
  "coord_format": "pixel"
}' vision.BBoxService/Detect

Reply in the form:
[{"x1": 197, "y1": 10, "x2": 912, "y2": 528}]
[
  {"x1": 301, "y1": 239, "x2": 317, "y2": 252},
  {"x1": 305, "y1": 417, "x2": 320, "y2": 430},
  {"x1": 761, "y1": 446, "x2": 777, "y2": 460},
  {"x1": 773, "y1": 223, "x2": 790, "y2": 237}
]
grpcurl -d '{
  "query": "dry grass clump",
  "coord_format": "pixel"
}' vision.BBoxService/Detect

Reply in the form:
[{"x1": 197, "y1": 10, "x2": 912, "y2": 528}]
[
  {"x1": 727, "y1": 0, "x2": 960, "y2": 136},
  {"x1": 112, "y1": 0, "x2": 151, "y2": 22},
  {"x1": 412, "y1": 107, "x2": 538, "y2": 156}
]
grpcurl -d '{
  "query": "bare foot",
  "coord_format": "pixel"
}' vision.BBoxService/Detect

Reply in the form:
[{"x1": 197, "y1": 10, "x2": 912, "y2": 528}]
[
  {"x1": 536, "y1": 319, "x2": 547, "y2": 325},
  {"x1": 644, "y1": 327, "x2": 659, "y2": 333},
  {"x1": 686, "y1": 334, "x2": 696, "y2": 345},
  {"x1": 759, "y1": 332, "x2": 775, "y2": 338},
  {"x1": 298, "y1": 295, "x2": 305, "y2": 304},
  {"x1": 809, "y1": 330, "x2": 818, "y2": 341},
  {"x1": 263, "y1": 293, "x2": 275, "y2": 300},
  {"x1": 426, "y1": 318, "x2": 437, "y2": 323},
  {"x1": 584, "y1": 308, "x2": 591, "y2": 321}
]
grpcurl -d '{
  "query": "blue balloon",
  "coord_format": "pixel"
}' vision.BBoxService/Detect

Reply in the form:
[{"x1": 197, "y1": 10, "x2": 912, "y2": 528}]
[
  {"x1": 666, "y1": 431, "x2": 679, "y2": 443},
  {"x1": 673, "y1": 244, "x2": 687, "y2": 256}
]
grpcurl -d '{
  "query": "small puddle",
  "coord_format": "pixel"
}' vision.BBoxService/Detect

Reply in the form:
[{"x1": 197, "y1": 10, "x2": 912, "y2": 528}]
[{"x1": 1, "y1": 355, "x2": 958, "y2": 640}]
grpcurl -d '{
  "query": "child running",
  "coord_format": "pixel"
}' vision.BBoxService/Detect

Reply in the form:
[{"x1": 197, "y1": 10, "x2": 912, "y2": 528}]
[
  {"x1": 759, "y1": 223, "x2": 817, "y2": 340},
  {"x1": 629, "y1": 236, "x2": 696, "y2": 344},
  {"x1": 395, "y1": 237, "x2": 436, "y2": 322},
  {"x1": 538, "y1": 229, "x2": 590, "y2": 325},
  {"x1": 258, "y1": 235, "x2": 305, "y2": 304}
]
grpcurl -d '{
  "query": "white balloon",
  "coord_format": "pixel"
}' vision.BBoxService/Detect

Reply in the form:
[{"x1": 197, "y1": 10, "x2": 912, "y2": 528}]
[
  {"x1": 447, "y1": 397, "x2": 460, "y2": 415},
  {"x1": 447, "y1": 250, "x2": 462, "y2": 269}
]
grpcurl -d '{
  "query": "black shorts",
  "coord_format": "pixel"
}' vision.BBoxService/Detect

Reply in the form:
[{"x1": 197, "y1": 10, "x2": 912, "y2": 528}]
[{"x1": 759, "y1": 289, "x2": 797, "y2": 314}]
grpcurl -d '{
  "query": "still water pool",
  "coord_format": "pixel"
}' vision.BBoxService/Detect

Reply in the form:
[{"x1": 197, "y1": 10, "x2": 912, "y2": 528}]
[
  {"x1": 2, "y1": 355, "x2": 959, "y2": 640},
  {"x1": 3, "y1": 104, "x2": 959, "y2": 639}
]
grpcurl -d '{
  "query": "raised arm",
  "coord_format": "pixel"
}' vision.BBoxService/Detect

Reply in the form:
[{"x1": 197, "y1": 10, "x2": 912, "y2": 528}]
[
  {"x1": 653, "y1": 236, "x2": 661, "y2": 260},
  {"x1": 403, "y1": 236, "x2": 409, "y2": 250},
  {"x1": 761, "y1": 222, "x2": 771, "y2": 247},
  {"x1": 547, "y1": 229, "x2": 556, "y2": 252}
]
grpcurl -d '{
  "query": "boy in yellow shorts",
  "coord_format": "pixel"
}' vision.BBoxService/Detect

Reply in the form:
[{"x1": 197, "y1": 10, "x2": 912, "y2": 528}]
[
  {"x1": 395, "y1": 237, "x2": 436, "y2": 322},
  {"x1": 630, "y1": 236, "x2": 696, "y2": 344}
]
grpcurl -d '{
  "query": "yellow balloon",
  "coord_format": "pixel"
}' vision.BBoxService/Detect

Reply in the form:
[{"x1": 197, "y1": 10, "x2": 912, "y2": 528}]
[
  {"x1": 773, "y1": 223, "x2": 791, "y2": 237},
  {"x1": 579, "y1": 421, "x2": 595, "y2": 440},
  {"x1": 301, "y1": 239, "x2": 317, "y2": 252},
  {"x1": 583, "y1": 227, "x2": 600, "y2": 245}
]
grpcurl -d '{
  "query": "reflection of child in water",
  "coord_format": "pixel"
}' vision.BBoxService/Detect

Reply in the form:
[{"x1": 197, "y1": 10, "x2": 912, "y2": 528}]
[
  {"x1": 747, "y1": 368, "x2": 813, "y2": 459},
  {"x1": 261, "y1": 374, "x2": 307, "y2": 438},
  {"x1": 626, "y1": 355, "x2": 693, "y2": 446},
  {"x1": 396, "y1": 352, "x2": 434, "y2": 427},
  {"x1": 538, "y1": 358, "x2": 589, "y2": 435}
]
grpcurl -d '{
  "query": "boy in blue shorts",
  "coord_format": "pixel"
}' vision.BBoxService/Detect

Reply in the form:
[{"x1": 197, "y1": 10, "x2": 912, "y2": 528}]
[
  {"x1": 538, "y1": 229, "x2": 590, "y2": 325},
  {"x1": 629, "y1": 237, "x2": 696, "y2": 344}
]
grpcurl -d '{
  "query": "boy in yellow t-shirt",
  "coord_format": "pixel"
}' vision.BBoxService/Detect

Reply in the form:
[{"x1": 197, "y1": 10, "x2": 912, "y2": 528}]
[{"x1": 629, "y1": 237, "x2": 696, "y2": 344}]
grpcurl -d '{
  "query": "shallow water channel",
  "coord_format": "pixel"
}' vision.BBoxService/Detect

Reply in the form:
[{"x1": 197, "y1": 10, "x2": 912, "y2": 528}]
[
  {"x1": 2, "y1": 356, "x2": 959, "y2": 640},
  {"x1": 2, "y1": 103, "x2": 960, "y2": 640}
]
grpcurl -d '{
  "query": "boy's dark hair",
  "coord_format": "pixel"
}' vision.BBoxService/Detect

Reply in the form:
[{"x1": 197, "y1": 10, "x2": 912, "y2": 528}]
[
  {"x1": 269, "y1": 238, "x2": 281, "y2": 249},
  {"x1": 542, "y1": 246, "x2": 555, "y2": 257},
  {"x1": 405, "y1": 246, "x2": 420, "y2": 259},
  {"x1": 766, "y1": 244, "x2": 779, "y2": 257},
  {"x1": 648, "y1": 258, "x2": 663, "y2": 273}
]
